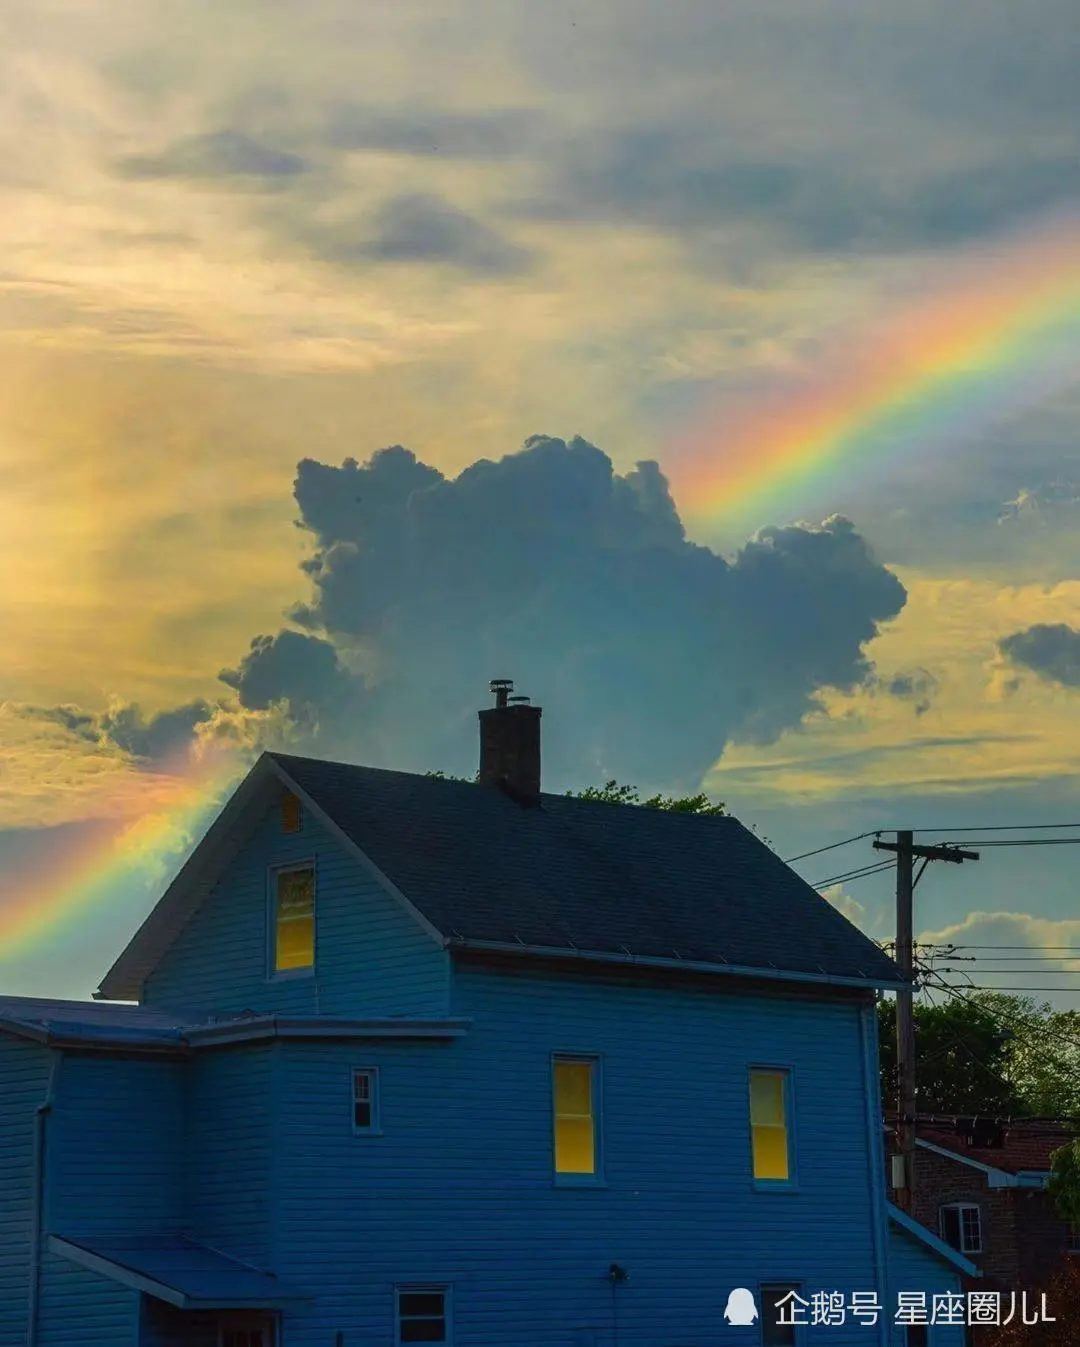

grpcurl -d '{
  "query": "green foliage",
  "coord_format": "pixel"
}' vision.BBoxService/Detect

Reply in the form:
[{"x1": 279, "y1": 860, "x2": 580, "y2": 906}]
[
  {"x1": 564, "y1": 779, "x2": 729, "y2": 815},
  {"x1": 428, "y1": 772, "x2": 773, "y2": 846},
  {"x1": 877, "y1": 991, "x2": 1080, "y2": 1119},
  {"x1": 1050, "y1": 1140, "x2": 1080, "y2": 1228},
  {"x1": 984, "y1": 1255, "x2": 1080, "y2": 1347}
]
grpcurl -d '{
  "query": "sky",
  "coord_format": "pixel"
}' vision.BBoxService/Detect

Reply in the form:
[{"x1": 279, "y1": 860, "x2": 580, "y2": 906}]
[{"x1": 3, "y1": 0, "x2": 1080, "y2": 1008}]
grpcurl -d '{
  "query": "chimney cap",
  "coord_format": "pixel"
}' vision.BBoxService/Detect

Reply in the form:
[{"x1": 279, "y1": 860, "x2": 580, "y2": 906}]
[
  {"x1": 509, "y1": 694, "x2": 531, "y2": 705},
  {"x1": 489, "y1": 679, "x2": 514, "y2": 691}
]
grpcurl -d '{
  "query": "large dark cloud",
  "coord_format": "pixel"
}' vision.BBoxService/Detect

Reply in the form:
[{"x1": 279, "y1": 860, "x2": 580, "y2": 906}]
[
  {"x1": 219, "y1": 435, "x2": 906, "y2": 790},
  {"x1": 31, "y1": 699, "x2": 215, "y2": 769},
  {"x1": 1000, "y1": 624, "x2": 1080, "y2": 689}
]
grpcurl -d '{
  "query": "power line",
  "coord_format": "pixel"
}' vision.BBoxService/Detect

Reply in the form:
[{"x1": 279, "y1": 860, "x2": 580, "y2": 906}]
[
  {"x1": 940, "y1": 838, "x2": 1080, "y2": 848},
  {"x1": 812, "y1": 859, "x2": 896, "y2": 889},
  {"x1": 934, "y1": 985, "x2": 1080, "y2": 993},
  {"x1": 783, "y1": 831, "x2": 879, "y2": 863},
  {"x1": 902, "y1": 823, "x2": 1080, "y2": 834},
  {"x1": 953, "y1": 945, "x2": 1080, "y2": 952}
]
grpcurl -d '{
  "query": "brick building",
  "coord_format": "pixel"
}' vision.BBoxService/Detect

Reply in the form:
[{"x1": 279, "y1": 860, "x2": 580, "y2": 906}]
[{"x1": 887, "y1": 1119, "x2": 1078, "y2": 1342}]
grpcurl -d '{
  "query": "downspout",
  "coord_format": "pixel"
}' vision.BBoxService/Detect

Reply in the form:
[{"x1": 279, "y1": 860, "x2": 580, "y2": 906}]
[
  {"x1": 859, "y1": 1003, "x2": 890, "y2": 1347},
  {"x1": 27, "y1": 1049, "x2": 62, "y2": 1347}
]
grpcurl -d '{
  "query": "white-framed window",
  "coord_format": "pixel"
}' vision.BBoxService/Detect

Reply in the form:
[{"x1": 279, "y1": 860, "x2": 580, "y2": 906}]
[
  {"x1": 396, "y1": 1285, "x2": 450, "y2": 1344},
  {"x1": 552, "y1": 1055, "x2": 601, "y2": 1180},
  {"x1": 269, "y1": 863, "x2": 316, "y2": 974},
  {"x1": 940, "y1": 1202, "x2": 983, "y2": 1254},
  {"x1": 353, "y1": 1068, "x2": 380, "y2": 1134}
]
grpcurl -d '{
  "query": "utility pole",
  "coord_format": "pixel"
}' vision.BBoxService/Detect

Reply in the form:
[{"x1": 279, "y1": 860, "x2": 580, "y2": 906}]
[{"x1": 872, "y1": 832, "x2": 978, "y2": 1213}]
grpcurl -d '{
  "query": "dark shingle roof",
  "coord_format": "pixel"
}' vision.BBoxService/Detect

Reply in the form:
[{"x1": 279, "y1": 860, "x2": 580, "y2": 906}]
[{"x1": 269, "y1": 752, "x2": 904, "y2": 988}]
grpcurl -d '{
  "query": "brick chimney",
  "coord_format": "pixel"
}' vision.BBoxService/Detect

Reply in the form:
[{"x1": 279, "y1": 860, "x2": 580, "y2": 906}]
[{"x1": 478, "y1": 678, "x2": 542, "y2": 804}]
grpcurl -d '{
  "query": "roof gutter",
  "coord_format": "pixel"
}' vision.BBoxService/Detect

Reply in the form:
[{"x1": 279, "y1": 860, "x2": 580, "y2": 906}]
[
  {"x1": 446, "y1": 937, "x2": 908, "y2": 992},
  {"x1": 184, "y1": 1016, "x2": 472, "y2": 1048},
  {"x1": 860, "y1": 1003, "x2": 890, "y2": 1347}
]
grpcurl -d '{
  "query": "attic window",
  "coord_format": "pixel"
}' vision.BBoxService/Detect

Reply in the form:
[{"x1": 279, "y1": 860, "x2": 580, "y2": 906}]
[{"x1": 281, "y1": 793, "x2": 302, "y2": 834}]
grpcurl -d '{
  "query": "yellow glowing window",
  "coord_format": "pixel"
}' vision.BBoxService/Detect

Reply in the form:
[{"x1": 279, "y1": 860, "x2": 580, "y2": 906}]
[
  {"x1": 750, "y1": 1069, "x2": 791, "y2": 1181},
  {"x1": 274, "y1": 866, "x2": 315, "y2": 971},
  {"x1": 281, "y1": 793, "x2": 302, "y2": 834},
  {"x1": 553, "y1": 1058, "x2": 597, "y2": 1176}
]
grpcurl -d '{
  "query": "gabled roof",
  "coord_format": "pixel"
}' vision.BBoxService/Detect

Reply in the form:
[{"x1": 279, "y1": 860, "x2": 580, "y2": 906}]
[
  {"x1": 99, "y1": 751, "x2": 906, "y2": 1000},
  {"x1": 887, "y1": 1203, "x2": 982, "y2": 1278}
]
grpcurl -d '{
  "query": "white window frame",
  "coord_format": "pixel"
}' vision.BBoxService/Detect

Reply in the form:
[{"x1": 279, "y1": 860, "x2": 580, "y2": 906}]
[
  {"x1": 939, "y1": 1201, "x2": 983, "y2": 1254},
  {"x1": 395, "y1": 1284, "x2": 451, "y2": 1345},
  {"x1": 352, "y1": 1068, "x2": 381, "y2": 1135}
]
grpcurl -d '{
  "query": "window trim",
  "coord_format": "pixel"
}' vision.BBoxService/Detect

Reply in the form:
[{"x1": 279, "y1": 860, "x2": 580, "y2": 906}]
[
  {"x1": 749, "y1": 1065, "x2": 798, "y2": 1190},
  {"x1": 939, "y1": 1201, "x2": 983, "y2": 1255},
  {"x1": 551, "y1": 1052, "x2": 604, "y2": 1187},
  {"x1": 352, "y1": 1067, "x2": 382, "y2": 1136},
  {"x1": 758, "y1": 1279, "x2": 806, "y2": 1347},
  {"x1": 266, "y1": 859, "x2": 318, "y2": 981},
  {"x1": 395, "y1": 1283, "x2": 451, "y2": 1345},
  {"x1": 1067, "y1": 1221, "x2": 1080, "y2": 1254}
]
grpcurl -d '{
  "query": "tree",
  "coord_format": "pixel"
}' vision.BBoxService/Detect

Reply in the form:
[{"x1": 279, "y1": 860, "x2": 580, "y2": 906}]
[
  {"x1": 877, "y1": 994, "x2": 1024, "y2": 1116},
  {"x1": 877, "y1": 991, "x2": 1080, "y2": 1119},
  {"x1": 429, "y1": 772, "x2": 773, "y2": 846},
  {"x1": 1050, "y1": 1140, "x2": 1080, "y2": 1230},
  {"x1": 984, "y1": 1255, "x2": 1080, "y2": 1347}
]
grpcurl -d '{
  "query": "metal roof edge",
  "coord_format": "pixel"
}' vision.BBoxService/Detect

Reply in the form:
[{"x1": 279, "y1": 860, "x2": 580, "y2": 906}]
[
  {"x1": 185, "y1": 1016, "x2": 472, "y2": 1048},
  {"x1": 886, "y1": 1203, "x2": 982, "y2": 1278},
  {"x1": 447, "y1": 937, "x2": 905, "y2": 990},
  {"x1": 96, "y1": 754, "x2": 280, "y2": 1000}
]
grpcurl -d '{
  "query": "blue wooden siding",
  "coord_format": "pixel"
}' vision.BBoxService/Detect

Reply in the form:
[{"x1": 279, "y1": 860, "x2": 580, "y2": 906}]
[
  {"x1": 0, "y1": 1036, "x2": 51, "y2": 1347},
  {"x1": 47, "y1": 1054, "x2": 185, "y2": 1239},
  {"x1": 142, "y1": 796, "x2": 449, "y2": 1018},
  {"x1": 36, "y1": 1250, "x2": 138, "y2": 1347},
  {"x1": 186, "y1": 1044, "x2": 275, "y2": 1267},
  {"x1": 886, "y1": 1226, "x2": 967, "y2": 1347},
  {"x1": 258, "y1": 960, "x2": 963, "y2": 1345}
]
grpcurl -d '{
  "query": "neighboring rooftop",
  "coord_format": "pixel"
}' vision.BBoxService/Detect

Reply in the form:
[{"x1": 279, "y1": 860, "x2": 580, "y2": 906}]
[{"x1": 917, "y1": 1120, "x2": 1077, "y2": 1174}]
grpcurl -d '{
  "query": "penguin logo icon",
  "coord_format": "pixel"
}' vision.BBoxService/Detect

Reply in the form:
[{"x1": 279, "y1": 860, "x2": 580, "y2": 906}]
[{"x1": 724, "y1": 1287, "x2": 759, "y2": 1325}]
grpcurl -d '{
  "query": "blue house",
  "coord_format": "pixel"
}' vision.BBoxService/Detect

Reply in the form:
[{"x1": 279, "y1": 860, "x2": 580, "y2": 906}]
[{"x1": 0, "y1": 681, "x2": 979, "y2": 1347}]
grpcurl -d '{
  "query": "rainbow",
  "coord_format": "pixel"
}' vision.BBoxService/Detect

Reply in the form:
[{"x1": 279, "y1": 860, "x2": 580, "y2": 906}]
[
  {"x1": 0, "y1": 741, "x2": 246, "y2": 963},
  {"x1": 663, "y1": 209, "x2": 1080, "y2": 529}
]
